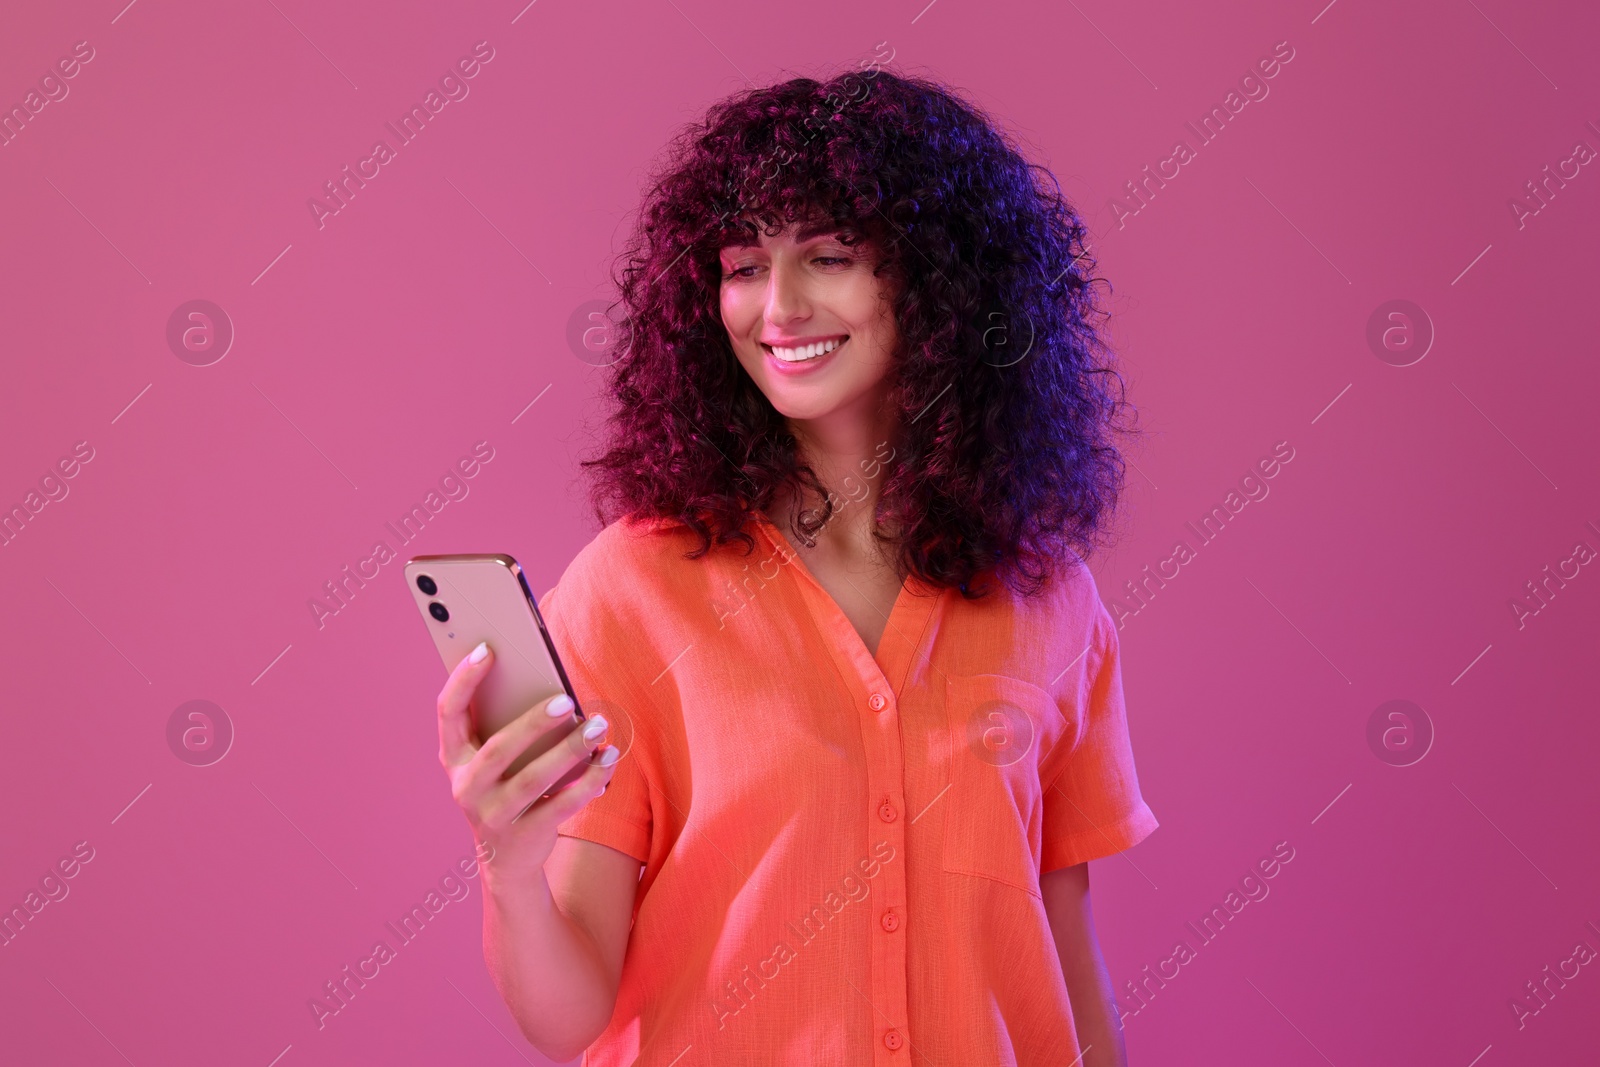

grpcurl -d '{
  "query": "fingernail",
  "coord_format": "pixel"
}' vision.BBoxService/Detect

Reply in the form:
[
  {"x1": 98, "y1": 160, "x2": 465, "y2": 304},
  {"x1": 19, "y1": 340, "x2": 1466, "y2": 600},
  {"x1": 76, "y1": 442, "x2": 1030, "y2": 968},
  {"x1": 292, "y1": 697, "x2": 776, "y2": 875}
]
[
  {"x1": 598, "y1": 746, "x2": 621, "y2": 767},
  {"x1": 546, "y1": 693, "x2": 575, "y2": 718},
  {"x1": 468, "y1": 642, "x2": 489, "y2": 664},
  {"x1": 582, "y1": 715, "x2": 608, "y2": 741}
]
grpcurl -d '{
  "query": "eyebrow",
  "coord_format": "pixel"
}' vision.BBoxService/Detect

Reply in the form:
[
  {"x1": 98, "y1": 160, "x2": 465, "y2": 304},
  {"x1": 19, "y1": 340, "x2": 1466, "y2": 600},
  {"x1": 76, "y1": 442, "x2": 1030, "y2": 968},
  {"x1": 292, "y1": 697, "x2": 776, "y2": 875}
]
[{"x1": 718, "y1": 219, "x2": 848, "y2": 250}]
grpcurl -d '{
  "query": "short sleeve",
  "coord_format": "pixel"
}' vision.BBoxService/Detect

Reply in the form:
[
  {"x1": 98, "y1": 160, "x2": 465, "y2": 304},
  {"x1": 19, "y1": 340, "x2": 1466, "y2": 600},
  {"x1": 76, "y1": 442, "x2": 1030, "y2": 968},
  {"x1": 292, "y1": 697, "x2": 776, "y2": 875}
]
[
  {"x1": 537, "y1": 581, "x2": 655, "y2": 865},
  {"x1": 1038, "y1": 596, "x2": 1158, "y2": 872}
]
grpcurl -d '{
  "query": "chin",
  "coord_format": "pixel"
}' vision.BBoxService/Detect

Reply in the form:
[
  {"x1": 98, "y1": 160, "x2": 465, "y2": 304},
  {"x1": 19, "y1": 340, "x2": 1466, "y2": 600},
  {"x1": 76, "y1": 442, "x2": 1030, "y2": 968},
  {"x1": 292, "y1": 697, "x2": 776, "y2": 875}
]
[
  {"x1": 766, "y1": 395, "x2": 839, "y2": 421},
  {"x1": 738, "y1": 349, "x2": 887, "y2": 424}
]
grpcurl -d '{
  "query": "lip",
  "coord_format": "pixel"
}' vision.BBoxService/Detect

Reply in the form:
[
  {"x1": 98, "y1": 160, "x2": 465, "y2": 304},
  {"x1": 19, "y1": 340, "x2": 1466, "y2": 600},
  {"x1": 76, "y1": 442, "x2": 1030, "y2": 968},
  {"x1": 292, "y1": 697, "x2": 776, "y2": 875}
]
[
  {"x1": 762, "y1": 336, "x2": 847, "y2": 376},
  {"x1": 761, "y1": 333, "x2": 849, "y2": 348}
]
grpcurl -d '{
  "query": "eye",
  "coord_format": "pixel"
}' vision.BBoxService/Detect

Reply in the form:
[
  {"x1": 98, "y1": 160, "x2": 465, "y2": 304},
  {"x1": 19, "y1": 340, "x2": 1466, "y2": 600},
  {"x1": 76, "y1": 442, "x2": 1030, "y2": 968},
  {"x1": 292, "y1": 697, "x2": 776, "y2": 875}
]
[
  {"x1": 813, "y1": 255, "x2": 851, "y2": 267},
  {"x1": 723, "y1": 264, "x2": 760, "y2": 279}
]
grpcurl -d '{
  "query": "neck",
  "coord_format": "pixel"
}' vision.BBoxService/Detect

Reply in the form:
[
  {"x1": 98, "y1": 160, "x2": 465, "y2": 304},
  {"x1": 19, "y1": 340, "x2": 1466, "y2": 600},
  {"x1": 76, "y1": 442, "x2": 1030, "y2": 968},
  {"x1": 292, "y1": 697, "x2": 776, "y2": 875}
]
[{"x1": 767, "y1": 400, "x2": 900, "y2": 550}]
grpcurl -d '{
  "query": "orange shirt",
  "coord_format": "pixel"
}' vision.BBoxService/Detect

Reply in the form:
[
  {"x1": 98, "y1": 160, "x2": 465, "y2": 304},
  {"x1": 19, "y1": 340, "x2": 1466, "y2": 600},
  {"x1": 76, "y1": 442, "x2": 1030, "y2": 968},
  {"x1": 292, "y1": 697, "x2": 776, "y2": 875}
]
[{"x1": 539, "y1": 514, "x2": 1157, "y2": 1066}]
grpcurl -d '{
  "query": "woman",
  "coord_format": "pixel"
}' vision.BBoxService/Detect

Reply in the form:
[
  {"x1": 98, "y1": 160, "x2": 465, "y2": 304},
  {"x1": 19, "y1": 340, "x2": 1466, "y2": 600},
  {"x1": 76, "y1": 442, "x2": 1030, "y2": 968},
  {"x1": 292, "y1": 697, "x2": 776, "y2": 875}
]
[{"x1": 436, "y1": 68, "x2": 1158, "y2": 1065}]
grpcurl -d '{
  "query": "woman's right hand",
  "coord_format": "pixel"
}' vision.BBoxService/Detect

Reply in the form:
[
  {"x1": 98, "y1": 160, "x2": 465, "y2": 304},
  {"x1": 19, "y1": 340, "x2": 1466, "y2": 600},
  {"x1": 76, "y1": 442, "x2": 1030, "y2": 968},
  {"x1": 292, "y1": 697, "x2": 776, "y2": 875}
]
[{"x1": 436, "y1": 641, "x2": 621, "y2": 884}]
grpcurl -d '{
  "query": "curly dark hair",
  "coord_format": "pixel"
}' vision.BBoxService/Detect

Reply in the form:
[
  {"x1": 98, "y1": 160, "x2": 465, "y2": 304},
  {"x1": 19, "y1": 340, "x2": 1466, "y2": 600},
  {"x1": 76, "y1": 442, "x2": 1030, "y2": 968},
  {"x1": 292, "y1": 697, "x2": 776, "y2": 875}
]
[{"x1": 579, "y1": 66, "x2": 1138, "y2": 598}]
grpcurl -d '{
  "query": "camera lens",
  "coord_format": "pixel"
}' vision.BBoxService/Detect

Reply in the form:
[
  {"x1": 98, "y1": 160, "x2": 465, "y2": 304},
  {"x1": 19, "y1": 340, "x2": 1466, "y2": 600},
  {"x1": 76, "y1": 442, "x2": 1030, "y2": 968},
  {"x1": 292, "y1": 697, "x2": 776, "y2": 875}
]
[
  {"x1": 416, "y1": 574, "x2": 438, "y2": 596},
  {"x1": 428, "y1": 602, "x2": 449, "y2": 622}
]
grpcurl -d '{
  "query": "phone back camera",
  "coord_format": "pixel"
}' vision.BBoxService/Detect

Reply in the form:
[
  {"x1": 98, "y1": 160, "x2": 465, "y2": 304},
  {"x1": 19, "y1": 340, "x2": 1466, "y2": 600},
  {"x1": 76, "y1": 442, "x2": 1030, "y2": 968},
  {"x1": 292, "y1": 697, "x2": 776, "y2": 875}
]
[
  {"x1": 428, "y1": 602, "x2": 450, "y2": 622},
  {"x1": 416, "y1": 574, "x2": 438, "y2": 596}
]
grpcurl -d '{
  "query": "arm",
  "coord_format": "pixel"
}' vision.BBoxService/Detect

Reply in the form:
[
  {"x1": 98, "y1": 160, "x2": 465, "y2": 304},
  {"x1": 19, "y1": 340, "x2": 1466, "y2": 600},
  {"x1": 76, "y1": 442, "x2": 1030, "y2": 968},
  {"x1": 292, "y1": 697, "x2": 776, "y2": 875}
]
[
  {"x1": 1041, "y1": 862, "x2": 1128, "y2": 1067},
  {"x1": 482, "y1": 836, "x2": 642, "y2": 1061},
  {"x1": 436, "y1": 644, "x2": 639, "y2": 1061}
]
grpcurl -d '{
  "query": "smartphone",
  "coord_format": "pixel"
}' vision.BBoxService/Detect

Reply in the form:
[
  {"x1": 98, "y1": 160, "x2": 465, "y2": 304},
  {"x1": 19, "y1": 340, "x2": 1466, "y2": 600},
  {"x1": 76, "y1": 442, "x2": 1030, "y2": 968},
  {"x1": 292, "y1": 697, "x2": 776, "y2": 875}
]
[{"x1": 404, "y1": 553, "x2": 589, "y2": 799}]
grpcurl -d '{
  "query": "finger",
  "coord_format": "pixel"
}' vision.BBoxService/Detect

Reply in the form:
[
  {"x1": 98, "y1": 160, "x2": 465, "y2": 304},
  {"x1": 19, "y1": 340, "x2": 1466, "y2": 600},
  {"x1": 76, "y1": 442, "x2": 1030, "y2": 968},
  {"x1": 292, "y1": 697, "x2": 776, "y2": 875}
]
[
  {"x1": 437, "y1": 641, "x2": 494, "y2": 767},
  {"x1": 488, "y1": 712, "x2": 611, "y2": 824},
  {"x1": 467, "y1": 690, "x2": 583, "y2": 787},
  {"x1": 515, "y1": 747, "x2": 622, "y2": 828}
]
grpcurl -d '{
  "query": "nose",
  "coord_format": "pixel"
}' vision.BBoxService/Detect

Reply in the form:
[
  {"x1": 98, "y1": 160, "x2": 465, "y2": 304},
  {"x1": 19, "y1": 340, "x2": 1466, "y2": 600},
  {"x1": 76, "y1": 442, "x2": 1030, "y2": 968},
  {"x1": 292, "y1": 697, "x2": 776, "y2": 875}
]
[{"x1": 763, "y1": 256, "x2": 809, "y2": 329}]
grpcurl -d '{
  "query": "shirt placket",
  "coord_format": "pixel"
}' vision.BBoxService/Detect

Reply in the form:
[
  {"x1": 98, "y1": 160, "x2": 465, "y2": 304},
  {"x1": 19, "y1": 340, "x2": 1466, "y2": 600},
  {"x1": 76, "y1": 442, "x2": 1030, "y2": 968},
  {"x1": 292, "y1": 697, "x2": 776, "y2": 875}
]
[
  {"x1": 859, "y1": 663, "x2": 910, "y2": 1064},
  {"x1": 860, "y1": 583, "x2": 940, "y2": 1066},
  {"x1": 755, "y1": 523, "x2": 917, "y2": 1062}
]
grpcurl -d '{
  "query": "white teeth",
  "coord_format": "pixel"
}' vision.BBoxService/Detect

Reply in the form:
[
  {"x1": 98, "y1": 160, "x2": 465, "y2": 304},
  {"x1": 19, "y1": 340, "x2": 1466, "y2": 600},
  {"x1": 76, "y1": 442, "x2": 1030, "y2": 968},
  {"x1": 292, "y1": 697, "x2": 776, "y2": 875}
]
[{"x1": 770, "y1": 337, "x2": 844, "y2": 362}]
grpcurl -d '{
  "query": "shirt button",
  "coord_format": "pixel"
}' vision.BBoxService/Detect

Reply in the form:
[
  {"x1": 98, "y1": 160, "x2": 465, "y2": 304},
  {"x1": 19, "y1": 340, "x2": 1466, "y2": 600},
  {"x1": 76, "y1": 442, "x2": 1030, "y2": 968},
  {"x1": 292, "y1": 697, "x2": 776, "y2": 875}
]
[
  {"x1": 883, "y1": 1029, "x2": 904, "y2": 1051},
  {"x1": 877, "y1": 800, "x2": 897, "y2": 822},
  {"x1": 868, "y1": 692, "x2": 887, "y2": 712},
  {"x1": 881, "y1": 909, "x2": 900, "y2": 932}
]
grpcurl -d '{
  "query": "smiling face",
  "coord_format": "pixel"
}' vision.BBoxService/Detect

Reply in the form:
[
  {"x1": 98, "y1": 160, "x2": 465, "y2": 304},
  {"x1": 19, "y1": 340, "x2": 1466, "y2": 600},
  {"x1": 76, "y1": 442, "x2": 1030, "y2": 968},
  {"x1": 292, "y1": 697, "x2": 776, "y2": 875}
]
[{"x1": 718, "y1": 219, "x2": 901, "y2": 426}]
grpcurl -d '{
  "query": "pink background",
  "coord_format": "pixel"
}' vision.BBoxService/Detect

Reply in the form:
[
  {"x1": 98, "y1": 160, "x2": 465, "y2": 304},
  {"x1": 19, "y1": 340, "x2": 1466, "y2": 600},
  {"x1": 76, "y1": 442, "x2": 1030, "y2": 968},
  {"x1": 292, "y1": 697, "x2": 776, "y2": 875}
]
[{"x1": 3, "y1": 0, "x2": 1598, "y2": 1063}]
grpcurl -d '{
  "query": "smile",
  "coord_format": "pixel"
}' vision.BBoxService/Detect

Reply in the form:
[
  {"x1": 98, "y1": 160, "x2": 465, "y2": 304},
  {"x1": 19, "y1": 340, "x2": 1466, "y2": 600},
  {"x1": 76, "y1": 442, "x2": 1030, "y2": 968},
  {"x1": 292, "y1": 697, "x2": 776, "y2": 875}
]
[{"x1": 763, "y1": 336, "x2": 847, "y2": 363}]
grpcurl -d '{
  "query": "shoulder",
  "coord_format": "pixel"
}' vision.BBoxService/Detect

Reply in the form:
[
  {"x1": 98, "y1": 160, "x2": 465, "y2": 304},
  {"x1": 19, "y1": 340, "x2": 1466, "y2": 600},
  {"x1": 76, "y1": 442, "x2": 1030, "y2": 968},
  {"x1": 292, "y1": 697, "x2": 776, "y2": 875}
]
[
  {"x1": 556, "y1": 514, "x2": 712, "y2": 591},
  {"x1": 993, "y1": 552, "x2": 1114, "y2": 671},
  {"x1": 987, "y1": 552, "x2": 1107, "y2": 634},
  {"x1": 1050, "y1": 554, "x2": 1117, "y2": 665},
  {"x1": 541, "y1": 514, "x2": 724, "y2": 636}
]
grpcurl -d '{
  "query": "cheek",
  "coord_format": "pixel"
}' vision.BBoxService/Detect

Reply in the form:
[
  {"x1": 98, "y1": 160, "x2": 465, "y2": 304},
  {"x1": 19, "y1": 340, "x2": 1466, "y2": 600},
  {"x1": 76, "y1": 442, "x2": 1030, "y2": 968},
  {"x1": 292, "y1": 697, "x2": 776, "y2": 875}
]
[
  {"x1": 854, "y1": 297, "x2": 898, "y2": 359},
  {"x1": 720, "y1": 279, "x2": 755, "y2": 315},
  {"x1": 720, "y1": 293, "x2": 764, "y2": 373},
  {"x1": 720, "y1": 289, "x2": 756, "y2": 340},
  {"x1": 844, "y1": 275, "x2": 897, "y2": 349}
]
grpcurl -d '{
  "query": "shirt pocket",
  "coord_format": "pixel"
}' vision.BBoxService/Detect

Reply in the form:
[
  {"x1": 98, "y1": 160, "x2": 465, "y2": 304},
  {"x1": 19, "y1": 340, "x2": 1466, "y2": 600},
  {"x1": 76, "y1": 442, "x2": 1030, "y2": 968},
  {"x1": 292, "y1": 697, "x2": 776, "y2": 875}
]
[{"x1": 941, "y1": 672, "x2": 1069, "y2": 900}]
